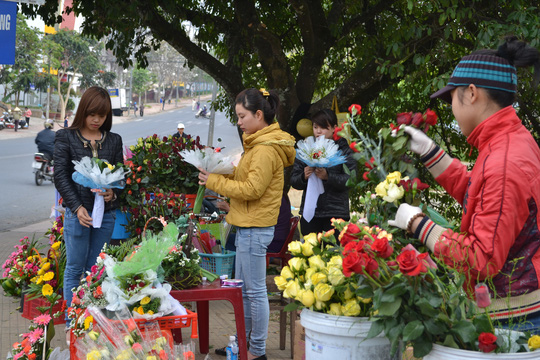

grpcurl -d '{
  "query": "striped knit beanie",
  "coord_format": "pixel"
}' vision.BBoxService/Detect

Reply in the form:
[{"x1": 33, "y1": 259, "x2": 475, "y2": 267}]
[{"x1": 430, "y1": 54, "x2": 517, "y2": 103}]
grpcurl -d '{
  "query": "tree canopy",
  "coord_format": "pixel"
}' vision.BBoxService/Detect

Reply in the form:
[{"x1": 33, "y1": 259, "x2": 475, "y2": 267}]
[{"x1": 22, "y1": 1, "x2": 540, "y2": 138}]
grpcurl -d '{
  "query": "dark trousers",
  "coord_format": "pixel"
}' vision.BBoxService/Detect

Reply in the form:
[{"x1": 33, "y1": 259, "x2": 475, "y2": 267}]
[
  {"x1": 14, "y1": 120, "x2": 19, "y2": 131},
  {"x1": 25, "y1": 117, "x2": 30, "y2": 126}
]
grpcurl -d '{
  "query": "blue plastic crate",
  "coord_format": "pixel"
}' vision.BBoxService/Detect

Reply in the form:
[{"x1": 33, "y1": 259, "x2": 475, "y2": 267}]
[{"x1": 199, "y1": 251, "x2": 235, "y2": 278}]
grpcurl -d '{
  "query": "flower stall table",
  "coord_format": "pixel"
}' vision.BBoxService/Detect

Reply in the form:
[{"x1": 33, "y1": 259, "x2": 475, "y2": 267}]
[{"x1": 170, "y1": 279, "x2": 248, "y2": 360}]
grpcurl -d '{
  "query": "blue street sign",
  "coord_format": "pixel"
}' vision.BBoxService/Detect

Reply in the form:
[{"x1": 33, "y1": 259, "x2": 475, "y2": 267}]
[{"x1": 0, "y1": 1, "x2": 17, "y2": 65}]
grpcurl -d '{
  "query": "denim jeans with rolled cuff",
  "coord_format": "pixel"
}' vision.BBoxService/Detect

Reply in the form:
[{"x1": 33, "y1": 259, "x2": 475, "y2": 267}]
[
  {"x1": 498, "y1": 310, "x2": 540, "y2": 335},
  {"x1": 235, "y1": 226, "x2": 274, "y2": 357},
  {"x1": 63, "y1": 207, "x2": 115, "y2": 321}
]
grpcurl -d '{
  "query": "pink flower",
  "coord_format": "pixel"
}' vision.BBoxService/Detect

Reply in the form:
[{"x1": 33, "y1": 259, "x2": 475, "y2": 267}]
[
  {"x1": 28, "y1": 328, "x2": 44, "y2": 343},
  {"x1": 33, "y1": 314, "x2": 52, "y2": 326},
  {"x1": 475, "y1": 283, "x2": 491, "y2": 308},
  {"x1": 132, "y1": 343, "x2": 143, "y2": 352}
]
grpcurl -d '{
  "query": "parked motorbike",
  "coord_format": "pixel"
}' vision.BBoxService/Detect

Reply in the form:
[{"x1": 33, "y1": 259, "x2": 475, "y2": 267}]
[
  {"x1": 33, "y1": 153, "x2": 54, "y2": 185},
  {"x1": 195, "y1": 107, "x2": 211, "y2": 119},
  {"x1": 3, "y1": 112, "x2": 26, "y2": 129},
  {"x1": 0, "y1": 117, "x2": 5, "y2": 130}
]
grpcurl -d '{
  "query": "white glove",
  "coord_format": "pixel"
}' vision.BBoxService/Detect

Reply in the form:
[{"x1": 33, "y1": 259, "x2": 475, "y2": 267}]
[
  {"x1": 403, "y1": 126, "x2": 435, "y2": 156},
  {"x1": 388, "y1": 203, "x2": 424, "y2": 232}
]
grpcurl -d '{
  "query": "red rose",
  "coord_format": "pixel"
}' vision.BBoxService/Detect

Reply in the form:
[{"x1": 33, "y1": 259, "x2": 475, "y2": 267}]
[
  {"x1": 339, "y1": 223, "x2": 361, "y2": 246},
  {"x1": 411, "y1": 112, "x2": 424, "y2": 127},
  {"x1": 343, "y1": 251, "x2": 378, "y2": 277},
  {"x1": 348, "y1": 104, "x2": 362, "y2": 115},
  {"x1": 475, "y1": 283, "x2": 491, "y2": 308},
  {"x1": 478, "y1": 332, "x2": 497, "y2": 353},
  {"x1": 343, "y1": 241, "x2": 358, "y2": 256},
  {"x1": 363, "y1": 171, "x2": 370, "y2": 181},
  {"x1": 396, "y1": 249, "x2": 426, "y2": 276},
  {"x1": 333, "y1": 126, "x2": 343, "y2": 141},
  {"x1": 371, "y1": 236, "x2": 393, "y2": 258},
  {"x1": 424, "y1": 108, "x2": 438, "y2": 125},
  {"x1": 396, "y1": 112, "x2": 412, "y2": 125}
]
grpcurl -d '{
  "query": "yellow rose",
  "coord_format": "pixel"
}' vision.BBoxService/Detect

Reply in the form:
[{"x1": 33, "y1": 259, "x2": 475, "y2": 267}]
[
  {"x1": 358, "y1": 296, "x2": 372, "y2": 304},
  {"x1": 297, "y1": 289, "x2": 315, "y2": 307},
  {"x1": 386, "y1": 171, "x2": 402, "y2": 184},
  {"x1": 281, "y1": 266, "x2": 294, "y2": 280},
  {"x1": 383, "y1": 182, "x2": 405, "y2": 203},
  {"x1": 43, "y1": 271, "x2": 55, "y2": 281},
  {"x1": 42, "y1": 283, "x2": 53, "y2": 296},
  {"x1": 88, "y1": 330, "x2": 100, "y2": 341},
  {"x1": 137, "y1": 306, "x2": 145, "y2": 315},
  {"x1": 529, "y1": 335, "x2": 540, "y2": 351},
  {"x1": 147, "y1": 310, "x2": 154, "y2": 315},
  {"x1": 314, "y1": 300, "x2": 325, "y2": 310},
  {"x1": 274, "y1": 276, "x2": 288, "y2": 290},
  {"x1": 284, "y1": 279, "x2": 300, "y2": 299},
  {"x1": 288, "y1": 241, "x2": 303, "y2": 256},
  {"x1": 342, "y1": 299, "x2": 361, "y2": 316},
  {"x1": 375, "y1": 181, "x2": 388, "y2": 197},
  {"x1": 301, "y1": 241, "x2": 314, "y2": 256},
  {"x1": 84, "y1": 315, "x2": 94, "y2": 330},
  {"x1": 328, "y1": 256, "x2": 342, "y2": 267},
  {"x1": 106, "y1": 162, "x2": 114, "y2": 170},
  {"x1": 308, "y1": 255, "x2": 325, "y2": 271},
  {"x1": 328, "y1": 303, "x2": 342, "y2": 316},
  {"x1": 140, "y1": 296, "x2": 151, "y2": 305},
  {"x1": 51, "y1": 241, "x2": 61, "y2": 250},
  {"x1": 311, "y1": 272, "x2": 327, "y2": 286},
  {"x1": 314, "y1": 283, "x2": 334, "y2": 302},
  {"x1": 124, "y1": 335, "x2": 135, "y2": 346},
  {"x1": 343, "y1": 286, "x2": 354, "y2": 300},
  {"x1": 327, "y1": 266, "x2": 345, "y2": 286},
  {"x1": 42, "y1": 262, "x2": 51, "y2": 271},
  {"x1": 303, "y1": 233, "x2": 319, "y2": 246},
  {"x1": 86, "y1": 350, "x2": 102, "y2": 360},
  {"x1": 288, "y1": 257, "x2": 307, "y2": 272}
]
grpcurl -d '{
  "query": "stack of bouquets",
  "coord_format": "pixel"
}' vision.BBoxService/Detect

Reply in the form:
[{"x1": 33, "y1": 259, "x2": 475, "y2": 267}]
[
  {"x1": 74, "y1": 305, "x2": 174, "y2": 359},
  {"x1": 68, "y1": 223, "x2": 187, "y2": 338},
  {"x1": 1, "y1": 236, "x2": 44, "y2": 297}
]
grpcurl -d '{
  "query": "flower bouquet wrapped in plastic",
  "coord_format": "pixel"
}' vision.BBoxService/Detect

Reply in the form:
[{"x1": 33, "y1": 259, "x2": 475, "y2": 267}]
[
  {"x1": 295, "y1": 135, "x2": 347, "y2": 221},
  {"x1": 72, "y1": 156, "x2": 130, "y2": 227},
  {"x1": 180, "y1": 147, "x2": 235, "y2": 214}
]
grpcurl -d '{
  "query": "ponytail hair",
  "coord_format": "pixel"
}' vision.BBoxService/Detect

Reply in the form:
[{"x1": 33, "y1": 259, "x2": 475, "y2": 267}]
[
  {"x1": 235, "y1": 88, "x2": 279, "y2": 125},
  {"x1": 473, "y1": 36, "x2": 540, "y2": 107}
]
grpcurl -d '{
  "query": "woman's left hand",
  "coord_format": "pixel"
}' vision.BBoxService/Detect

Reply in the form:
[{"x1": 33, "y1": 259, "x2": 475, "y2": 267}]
[
  {"x1": 198, "y1": 168, "x2": 210, "y2": 185},
  {"x1": 315, "y1": 168, "x2": 328, "y2": 180},
  {"x1": 98, "y1": 188, "x2": 115, "y2": 202}
]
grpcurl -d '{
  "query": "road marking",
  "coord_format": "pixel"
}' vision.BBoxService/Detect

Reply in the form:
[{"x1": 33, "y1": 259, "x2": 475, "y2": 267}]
[{"x1": 0, "y1": 153, "x2": 34, "y2": 160}]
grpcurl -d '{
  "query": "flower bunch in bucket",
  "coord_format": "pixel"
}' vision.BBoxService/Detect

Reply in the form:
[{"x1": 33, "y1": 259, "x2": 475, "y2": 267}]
[{"x1": 1, "y1": 236, "x2": 43, "y2": 296}]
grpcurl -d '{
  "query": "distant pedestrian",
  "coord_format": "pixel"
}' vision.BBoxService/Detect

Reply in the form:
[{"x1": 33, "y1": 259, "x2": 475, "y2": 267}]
[
  {"x1": 196, "y1": 100, "x2": 200, "y2": 110},
  {"x1": 139, "y1": 103, "x2": 144, "y2": 117},
  {"x1": 64, "y1": 115, "x2": 69, "y2": 128},
  {"x1": 192, "y1": 98, "x2": 196, "y2": 111},
  {"x1": 24, "y1": 107, "x2": 31, "y2": 127},
  {"x1": 172, "y1": 123, "x2": 188, "y2": 140},
  {"x1": 160, "y1": 97, "x2": 165, "y2": 110},
  {"x1": 13, "y1": 107, "x2": 21, "y2": 132}
]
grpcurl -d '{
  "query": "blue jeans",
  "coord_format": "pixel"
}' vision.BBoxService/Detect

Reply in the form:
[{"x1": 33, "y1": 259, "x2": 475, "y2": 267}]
[
  {"x1": 63, "y1": 208, "x2": 115, "y2": 313},
  {"x1": 235, "y1": 226, "x2": 274, "y2": 357},
  {"x1": 498, "y1": 311, "x2": 540, "y2": 335}
]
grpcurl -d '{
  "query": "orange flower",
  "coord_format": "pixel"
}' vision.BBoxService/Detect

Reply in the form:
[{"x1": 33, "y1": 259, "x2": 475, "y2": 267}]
[{"x1": 28, "y1": 353, "x2": 37, "y2": 360}]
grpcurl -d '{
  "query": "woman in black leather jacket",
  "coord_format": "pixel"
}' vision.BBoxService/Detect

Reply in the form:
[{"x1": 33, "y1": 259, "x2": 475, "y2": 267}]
[
  {"x1": 54, "y1": 86, "x2": 123, "y2": 316},
  {"x1": 291, "y1": 109, "x2": 357, "y2": 236}
]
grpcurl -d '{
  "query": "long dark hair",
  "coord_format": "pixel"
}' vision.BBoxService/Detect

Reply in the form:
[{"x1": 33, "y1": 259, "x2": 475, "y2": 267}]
[
  {"x1": 70, "y1": 86, "x2": 113, "y2": 132},
  {"x1": 311, "y1": 109, "x2": 338, "y2": 129},
  {"x1": 473, "y1": 36, "x2": 540, "y2": 108},
  {"x1": 235, "y1": 88, "x2": 279, "y2": 125}
]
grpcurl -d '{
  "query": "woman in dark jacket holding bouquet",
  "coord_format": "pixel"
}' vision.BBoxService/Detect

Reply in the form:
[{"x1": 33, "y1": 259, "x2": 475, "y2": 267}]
[
  {"x1": 54, "y1": 86, "x2": 123, "y2": 313},
  {"x1": 291, "y1": 109, "x2": 357, "y2": 235}
]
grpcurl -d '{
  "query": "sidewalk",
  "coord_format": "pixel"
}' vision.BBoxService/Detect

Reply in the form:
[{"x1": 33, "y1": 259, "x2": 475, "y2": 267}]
[
  {"x1": 0, "y1": 96, "x2": 210, "y2": 141},
  {"x1": 0, "y1": 220, "x2": 293, "y2": 359}
]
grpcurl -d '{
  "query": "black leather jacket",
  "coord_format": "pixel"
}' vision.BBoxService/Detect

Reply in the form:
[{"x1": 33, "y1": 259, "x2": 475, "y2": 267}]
[
  {"x1": 290, "y1": 137, "x2": 357, "y2": 218},
  {"x1": 54, "y1": 128, "x2": 124, "y2": 213}
]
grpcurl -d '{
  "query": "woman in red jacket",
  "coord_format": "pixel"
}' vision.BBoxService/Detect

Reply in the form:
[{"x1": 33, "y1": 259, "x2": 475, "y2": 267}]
[{"x1": 389, "y1": 36, "x2": 540, "y2": 334}]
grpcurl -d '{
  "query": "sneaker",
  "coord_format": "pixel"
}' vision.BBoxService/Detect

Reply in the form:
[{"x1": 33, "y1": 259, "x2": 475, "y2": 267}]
[{"x1": 214, "y1": 346, "x2": 227, "y2": 356}]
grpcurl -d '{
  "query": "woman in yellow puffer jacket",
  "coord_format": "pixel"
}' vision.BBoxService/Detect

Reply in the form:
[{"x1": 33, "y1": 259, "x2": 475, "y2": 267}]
[{"x1": 199, "y1": 88, "x2": 295, "y2": 360}]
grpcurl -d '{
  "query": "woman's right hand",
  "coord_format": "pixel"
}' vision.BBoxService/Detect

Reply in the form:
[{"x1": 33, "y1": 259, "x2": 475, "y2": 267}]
[
  {"x1": 304, "y1": 166, "x2": 314, "y2": 180},
  {"x1": 77, "y1": 207, "x2": 93, "y2": 228}
]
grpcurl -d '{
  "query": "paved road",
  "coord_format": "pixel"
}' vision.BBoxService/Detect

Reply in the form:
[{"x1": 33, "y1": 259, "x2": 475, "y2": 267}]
[{"x1": 0, "y1": 102, "x2": 241, "y2": 232}]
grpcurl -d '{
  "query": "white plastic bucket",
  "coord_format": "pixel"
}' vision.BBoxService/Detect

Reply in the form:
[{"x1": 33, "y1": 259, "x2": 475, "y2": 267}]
[
  {"x1": 424, "y1": 343, "x2": 539, "y2": 359},
  {"x1": 424, "y1": 330, "x2": 536, "y2": 359},
  {"x1": 300, "y1": 308, "x2": 400, "y2": 360}
]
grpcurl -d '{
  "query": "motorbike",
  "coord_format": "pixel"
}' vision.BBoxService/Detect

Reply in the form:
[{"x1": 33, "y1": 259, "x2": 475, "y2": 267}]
[
  {"x1": 33, "y1": 153, "x2": 54, "y2": 185},
  {"x1": 3, "y1": 112, "x2": 26, "y2": 129},
  {"x1": 195, "y1": 107, "x2": 211, "y2": 119},
  {"x1": 0, "y1": 117, "x2": 5, "y2": 130}
]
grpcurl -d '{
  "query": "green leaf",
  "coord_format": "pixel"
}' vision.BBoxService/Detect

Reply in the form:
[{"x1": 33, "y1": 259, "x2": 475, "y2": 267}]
[
  {"x1": 423, "y1": 318, "x2": 447, "y2": 335},
  {"x1": 284, "y1": 302, "x2": 299, "y2": 312},
  {"x1": 450, "y1": 320, "x2": 477, "y2": 343},
  {"x1": 415, "y1": 298, "x2": 438, "y2": 317},
  {"x1": 402, "y1": 320, "x2": 424, "y2": 341},
  {"x1": 391, "y1": 136, "x2": 408, "y2": 151},
  {"x1": 442, "y1": 334, "x2": 460, "y2": 348},
  {"x1": 377, "y1": 298, "x2": 402, "y2": 316},
  {"x1": 412, "y1": 335, "x2": 433, "y2": 358},
  {"x1": 366, "y1": 319, "x2": 384, "y2": 339}
]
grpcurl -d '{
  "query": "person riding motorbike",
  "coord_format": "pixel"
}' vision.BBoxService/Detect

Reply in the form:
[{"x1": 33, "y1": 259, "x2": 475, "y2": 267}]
[
  {"x1": 200, "y1": 105, "x2": 208, "y2": 117},
  {"x1": 35, "y1": 119, "x2": 55, "y2": 161}
]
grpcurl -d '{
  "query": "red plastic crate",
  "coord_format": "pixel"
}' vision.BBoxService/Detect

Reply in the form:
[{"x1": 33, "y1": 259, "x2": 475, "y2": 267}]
[
  {"x1": 21, "y1": 295, "x2": 65, "y2": 325},
  {"x1": 70, "y1": 309, "x2": 198, "y2": 359}
]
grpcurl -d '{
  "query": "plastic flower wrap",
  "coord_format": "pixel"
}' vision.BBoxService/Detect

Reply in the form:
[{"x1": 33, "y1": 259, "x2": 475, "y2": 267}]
[
  {"x1": 295, "y1": 135, "x2": 347, "y2": 221},
  {"x1": 179, "y1": 147, "x2": 235, "y2": 213},
  {"x1": 72, "y1": 156, "x2": 130, "y2": 227}
]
